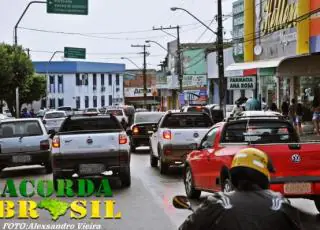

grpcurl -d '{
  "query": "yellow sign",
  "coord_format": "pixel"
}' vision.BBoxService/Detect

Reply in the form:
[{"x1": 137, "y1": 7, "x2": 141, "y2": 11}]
[{"x1": 261, "y1": 0, "x2": 298, "y2": 35}]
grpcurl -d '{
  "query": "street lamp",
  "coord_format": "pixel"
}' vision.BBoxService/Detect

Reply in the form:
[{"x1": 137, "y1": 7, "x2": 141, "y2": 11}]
[
  {"x1": 145, "y1": 40, "x2": 168, "y2": 52},
  {"x1": 120, "y1": 57, "x2": 141, "y2": 69},
  {"x1": 170, "y1": 6, "x2": 225, "y2": 115},
  {"x1": 170, "y1": 7, "x2": 217, "y2": 35}
]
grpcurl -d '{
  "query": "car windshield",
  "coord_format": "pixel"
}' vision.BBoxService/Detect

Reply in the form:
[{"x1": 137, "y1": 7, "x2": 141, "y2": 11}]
[
  {"x1": 57, "y1": 107, "x2": 72, "y2": 111},
  {"x1": 45, "y1": 112, "x2": 65, "y2": 119},
  {"x1": 0, "y1": 121, "x2": 43, "y2": 138},
  {"x1": 60, "y1": 117, "x2": 122, "y2": 132},
  {"x1": 134, "y1": 113, "x2": 164, "y2": 123},
  {"x1": 187, "y1": 107, "x2": 210, "y2": 114},
  {"x1": 107, "y1": 110, "x2": 123, "y2": 116},
  {"x1": 161, "y1": 114, "x2": 213, "y2": 128},
  {"x1": 221, "y1": 120, "x2": 297, "y2": 144}
]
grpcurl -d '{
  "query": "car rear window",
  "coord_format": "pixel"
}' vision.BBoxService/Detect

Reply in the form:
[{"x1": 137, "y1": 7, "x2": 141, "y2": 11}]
[
  {"x1": 161, "y1": 114, "x2": 213, "y2": 128},
  {"x1": 187, "y1": 107, "x2": 210, "y2": 114},
  {"x1": 134, "y1": 113, "x2": 164, "y2": 123},
  {"x1": 60, "y1": 117, "x2": 122, "y2": 133},
  {"x1": 0, "y1": 121, "x2": 43, "y2": 138},
  {"x1": 86, "y1": 108, "x2": 98, "y2": 113},
  {"x1": 106, "y1": 110, "x2": 123, "y2": 116},
  {"x1": 45, "y1": 112, "x2": 65, "y2": 119},
  {"x1": 221, "y1": 120, "x2": 298, "y2": 144}
]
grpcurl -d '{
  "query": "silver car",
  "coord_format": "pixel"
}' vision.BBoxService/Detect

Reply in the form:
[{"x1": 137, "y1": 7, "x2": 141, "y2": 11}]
[
  {"x1": 43, "y1": 111, "x2": 67, "y2": 132},
  {"x1": 0, "y1": 118, "x2": 52, "y2": 173}
]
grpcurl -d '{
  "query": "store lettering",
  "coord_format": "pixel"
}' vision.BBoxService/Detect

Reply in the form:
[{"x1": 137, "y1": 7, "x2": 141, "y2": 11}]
[
  {"x1": 229, "y1": 83, "x2": 254, "y2": 89},
  {"x1": 261, "y1": 0, "x2": 297, "y2": 35},
  {"x1": 134, "y1": 88, "x2": 151, "y2": 95}
]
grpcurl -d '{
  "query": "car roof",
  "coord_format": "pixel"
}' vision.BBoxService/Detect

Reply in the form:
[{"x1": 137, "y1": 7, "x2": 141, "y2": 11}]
[
  {"x1": 135, "y1": 111, "x2": 164, "y2": 115},
  {"x1": 67, "y1": 114, "x2": 111, "y2": 120},
  {"x1": 1, "y1": 118, "x2": 40, "y2": 122},
  {"x1": 238, "y1": 111, "x2": 282, "y2": 116},
  {"x1": 45, "y1": 110, "x2": 66, "y2": 114}
]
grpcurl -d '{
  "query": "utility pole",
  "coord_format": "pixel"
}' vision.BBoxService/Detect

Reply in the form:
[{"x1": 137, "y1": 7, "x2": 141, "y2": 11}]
[
  {"x1": 131, "y1": 44, "x2": 150, "y2": 109},
  {"x1": 217, "y1": 0, "x2": 226, "y2": 114},
  {"x1": 153, "y1": 26, "x2": 183, "y2": 109}
]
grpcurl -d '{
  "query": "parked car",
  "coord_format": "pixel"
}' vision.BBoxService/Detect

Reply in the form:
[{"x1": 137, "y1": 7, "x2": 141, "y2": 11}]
[
  {"x1": 150, "y1": 112, "x2": 213, "y2": 174},
  {"x1": 183, "y1": 115, "x2": 320, "y2": 212},
  {"x1": 57, "y1": 106, "x2": 73, "y2": 116},
  {"x1": 0, "y1": 118, "x2": 52, "y2": 173},
  {"x1": 51, "y1": 114, "x2": 131, "y2": 188},
  {"x1": 84, "y1": 108, "x2": 100, "y2": 115},
  {"x1": 106, "y1": 108, "x2": 128, "y2": 124},
  {"x1": 129, "y1": 111, "x2": 165, "y2": 152},
  {"x1": 42, "y1": 111, "x2": 67, "y2": 132}
]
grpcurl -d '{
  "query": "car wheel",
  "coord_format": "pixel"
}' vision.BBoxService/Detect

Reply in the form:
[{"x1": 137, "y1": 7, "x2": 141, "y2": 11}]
[
  {"x1": 150, "y1": 151, "x2": 158, "y2": 167},
  {"x1": 44, "y1": 161, "x2": 53, "y2": 174},
  {"x1": 159, "y1": 155, "x2": 169, "y2": 175},
  {"x1": 184, "y1": 166, "x2": 201, "y2": 199},
  {"x1": 120, "y1": 167, "x2": 131, "y2": 188},
  {"x1": 130, "y1": 145, "x2": 136, "y2": 153},
  {"x1": 314, "y1": 198, "x2": 320, "y2": 212},
  {"x1": 222, "y1": 178, "x2": 233, "y2": 193}
]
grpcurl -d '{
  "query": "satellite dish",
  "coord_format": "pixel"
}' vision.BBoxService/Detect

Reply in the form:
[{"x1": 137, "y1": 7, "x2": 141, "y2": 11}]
[{"x1": 254, "y1": 45, "x2": 263, "y2": 56}]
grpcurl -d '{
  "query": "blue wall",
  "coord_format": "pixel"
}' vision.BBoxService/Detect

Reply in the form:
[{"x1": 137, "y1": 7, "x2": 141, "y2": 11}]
[{"x1": 33, "y1": 61, "x2": 126, "y2": 74}]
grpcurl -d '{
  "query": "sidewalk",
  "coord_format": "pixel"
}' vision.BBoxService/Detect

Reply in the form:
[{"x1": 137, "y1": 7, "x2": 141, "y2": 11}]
[{"x1": 299, "y1": 122, "x2": 320, "y2": 142}]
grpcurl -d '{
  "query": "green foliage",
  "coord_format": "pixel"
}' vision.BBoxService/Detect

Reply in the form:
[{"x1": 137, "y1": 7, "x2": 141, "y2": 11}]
[
  {"x1": 0, "y1": 43, "x2": 35, "y2": 114},
  {"x1": 20, "y1": 74, "x2": 46, "y2": 107}
]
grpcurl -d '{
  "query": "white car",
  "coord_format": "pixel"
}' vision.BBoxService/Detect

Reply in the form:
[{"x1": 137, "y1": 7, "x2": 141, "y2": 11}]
[
  {"x1": 84, "y1": 108, "x2": 99, "y2": 115},
  {"x1": 106, "y1": 108, "x2": 128, "y2": 123},
  {"x1": 43, "y1": 111, "x2": 67, "y2": 132},
  {"x1": 149, "y1": 112, "x2": 213, "y2": 174}
]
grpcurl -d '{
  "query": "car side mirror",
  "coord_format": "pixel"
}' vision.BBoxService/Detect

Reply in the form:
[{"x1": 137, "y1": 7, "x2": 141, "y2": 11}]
[
  {"x1": 152, "y1": 126, "x2": 158, "y2": 132},
  {"x1": 42, "y1": 120, "x2": 46, "y2": 125},
  {"x1": 172, "y1": 196, "x2": 192, "y2": 210},
  {"x1": 48, "y1": 130, "x2": 56, "y2": 139},
  {"x1": 126, "y1": 129, "x2": 132, "y2": 136}
]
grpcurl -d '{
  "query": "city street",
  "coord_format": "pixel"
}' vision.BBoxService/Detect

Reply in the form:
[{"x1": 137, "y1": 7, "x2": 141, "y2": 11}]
[{"x1": 0, "y1": 148, "x2": 318, "y2": 230}]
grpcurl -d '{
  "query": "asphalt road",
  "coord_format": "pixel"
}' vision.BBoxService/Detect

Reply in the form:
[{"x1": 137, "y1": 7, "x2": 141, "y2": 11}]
[{"x1": 0, "y1": 148, "x2": 318, "y2": 230}]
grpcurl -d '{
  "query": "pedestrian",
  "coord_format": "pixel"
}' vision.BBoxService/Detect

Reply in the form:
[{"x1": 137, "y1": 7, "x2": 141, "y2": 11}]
[
  {"x1": 269, "y1": 103, "x2": 278, "y2": 112},
  {"x1": 288, "y1": 99, "x2": 297, "y2": 127},
  {"x1": 281, "y1": 101, "x2": 289, "y2": 118},
  {"x1": 296, "y1": 103, "x2": 304, "y2": 136},
  {"x1": 312, "y1": 94, "x2": 320, "y2": 136},
  {"x1": 261, "y1": 97, "x2": 268, "y2": 111},
  {"x1": 179, "y1": 148, "x2": 320, "y2": 230}
]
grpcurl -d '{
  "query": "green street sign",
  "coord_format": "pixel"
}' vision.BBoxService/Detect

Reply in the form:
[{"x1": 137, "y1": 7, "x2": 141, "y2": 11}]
[
  {"x1": 47, "y1": 0, "x2": 88, "y2": 15},
  {"x1": 64, "y1": 47, "x2": 86, "y2": 59}
]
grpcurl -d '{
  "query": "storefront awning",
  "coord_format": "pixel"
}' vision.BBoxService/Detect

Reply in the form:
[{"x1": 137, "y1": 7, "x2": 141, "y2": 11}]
[
  {"x1": 277, "y1": 54, "x2": 320, "y2": 77},
  {"x1": 226, "y1": 57, "x2": 287, "y2": 72}
]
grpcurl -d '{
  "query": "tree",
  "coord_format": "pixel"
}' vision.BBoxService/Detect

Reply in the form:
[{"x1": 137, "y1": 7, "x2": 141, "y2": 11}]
[
  {"x1": 0, "y1": 43, "x2": 34, "y2": 115},
  {"x1": 19, "y1": 75, "x2": 46, "y2": 110}
]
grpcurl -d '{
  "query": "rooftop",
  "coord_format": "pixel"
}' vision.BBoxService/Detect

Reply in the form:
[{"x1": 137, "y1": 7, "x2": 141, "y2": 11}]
[{"x1": 33, "y1": 61, "x2": 126, "y2": 74}]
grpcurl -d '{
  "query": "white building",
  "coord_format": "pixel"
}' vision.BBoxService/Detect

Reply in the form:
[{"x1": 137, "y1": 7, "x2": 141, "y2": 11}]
[{"x1": 33, "y1": 61, "x2": 125, "y2": 109}]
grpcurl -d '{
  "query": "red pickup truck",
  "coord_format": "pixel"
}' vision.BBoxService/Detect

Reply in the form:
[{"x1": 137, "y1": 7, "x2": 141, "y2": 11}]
[{"x1": 184, "y1": 118, "x2": 320, "y2": 212}]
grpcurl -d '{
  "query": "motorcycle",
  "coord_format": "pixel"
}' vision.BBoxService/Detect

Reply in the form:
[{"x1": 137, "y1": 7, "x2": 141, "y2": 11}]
[{"x1": 172, "y1": 195, "x2": 320, "y2": 229}]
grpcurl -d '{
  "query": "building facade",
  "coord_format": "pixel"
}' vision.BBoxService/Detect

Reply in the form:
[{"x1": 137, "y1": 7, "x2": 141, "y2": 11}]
[
  {"x1": 227, "y1": 0, "x2": 320, "y2": 121},
  {"x1": 33, "y1": 61, "x2": 125, "y2": 110},
  {"x1": 123, "y1": 69, "x2": 159, "y2": 110}
]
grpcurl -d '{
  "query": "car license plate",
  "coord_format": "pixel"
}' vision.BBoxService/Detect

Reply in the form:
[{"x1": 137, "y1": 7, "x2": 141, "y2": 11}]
[
  {"x1": 284, "y1": 183, "x2": 312, "y2": 194},
  {"x1": 79, "y1": 164, "x2": 105, "y2": 175},
  {"x1": 12, "y1": 155, "x2": 31, "y2": 163}
]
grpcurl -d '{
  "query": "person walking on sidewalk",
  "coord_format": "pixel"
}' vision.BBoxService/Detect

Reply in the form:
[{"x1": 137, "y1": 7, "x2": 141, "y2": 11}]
[
  {"x1": 295, "y1": 103, "x2": 304, "y2": 136},
  {"x1": 312, "y1": 95, "x2": 320, "y2": 136},
  {"x1": 288, "y1": 99, "x2": 297, "y2": 127}
]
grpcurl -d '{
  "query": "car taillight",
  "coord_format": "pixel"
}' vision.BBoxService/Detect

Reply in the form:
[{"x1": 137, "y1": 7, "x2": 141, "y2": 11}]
[
  {"x1": 119, "y1": 134, "x2": 127, "y2": 145},
  {"x1": 52, "y1": 136, "x2": 60, "y2": 148},
  {"x1": 163, "y1": 130, "x2": 172, "y2": 140},
  {"x1": 133, "y1": 126, "x2": 139, "y2": 135},
  {"x1": 40, "y1": 140, "x2": 50, "y2": 150}
]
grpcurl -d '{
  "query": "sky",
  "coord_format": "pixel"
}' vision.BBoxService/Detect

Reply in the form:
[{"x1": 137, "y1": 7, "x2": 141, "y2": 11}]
[{"x1": 0, "y1": 0, "x2": 235, "y2": 70}]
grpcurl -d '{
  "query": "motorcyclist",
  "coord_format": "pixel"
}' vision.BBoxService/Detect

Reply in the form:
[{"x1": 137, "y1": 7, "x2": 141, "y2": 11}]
[{"x1": 179, "y1": 148, "x2": 319, "y2": 230}]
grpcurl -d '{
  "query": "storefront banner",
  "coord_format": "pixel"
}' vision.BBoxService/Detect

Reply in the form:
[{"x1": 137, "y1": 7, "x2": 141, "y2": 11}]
[
  {"x1": 227, "y1": 76, "x2": 256, "y2": 90},
  {"x1": 183, "y1": 75, "x2": 207, "y2": 88},
  {"x1": 124, "y1": 88, "x2": 154, "y2": 97},
  {"x1": 183, "y1": 89, "x2": 208, "y2": 104}
]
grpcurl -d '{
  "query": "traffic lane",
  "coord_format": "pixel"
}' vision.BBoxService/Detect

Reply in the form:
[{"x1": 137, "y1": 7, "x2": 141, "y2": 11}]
[
  {"x1": 0, "y1": 165, "x2": 176, "y2": 230},
  {"x1": 130, "y1": 149, "x2": 193, "y2": 228}
]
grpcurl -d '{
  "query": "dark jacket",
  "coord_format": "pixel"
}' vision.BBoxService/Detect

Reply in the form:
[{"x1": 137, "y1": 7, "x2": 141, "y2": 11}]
[{"x1": 179, "y1": 190, "x2": 319, "y2": 230}]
